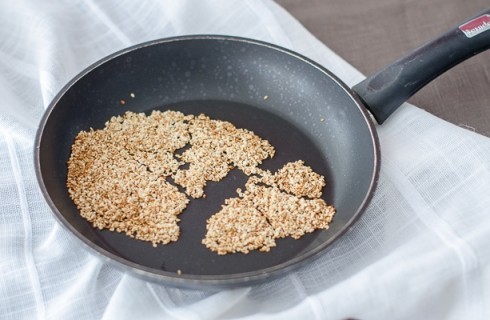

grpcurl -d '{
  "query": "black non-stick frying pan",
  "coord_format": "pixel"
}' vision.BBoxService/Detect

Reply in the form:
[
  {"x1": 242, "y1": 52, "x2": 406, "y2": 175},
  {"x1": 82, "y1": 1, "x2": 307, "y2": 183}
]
[{"x1": 35, "y1": 9, "x2": 490, "y2": 289}]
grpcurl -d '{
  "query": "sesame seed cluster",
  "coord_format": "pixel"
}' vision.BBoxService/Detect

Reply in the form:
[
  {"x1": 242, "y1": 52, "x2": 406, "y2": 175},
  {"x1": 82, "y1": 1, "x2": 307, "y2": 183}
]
[
  {"x1": 202, "y1": 161, "x2": 335, "y2": 254},
  {"x1": 67, "y1": 110, "x2": 335, "y2": 253}
]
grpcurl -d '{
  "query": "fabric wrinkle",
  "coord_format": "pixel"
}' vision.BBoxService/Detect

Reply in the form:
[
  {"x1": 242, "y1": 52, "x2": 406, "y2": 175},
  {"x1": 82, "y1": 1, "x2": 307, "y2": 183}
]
[
  {"x1": 83, "y1": 0, "x2": 132, "y2": 46},
  {"x1": 382, "y1": 150, "x2": 482, "y2": 319},
  {"x1": 288, "y1": 273, "x2": 324, "y2": 320},
  {"x1": 3, "y1": 129, "x2": 46, "y2": 320}
]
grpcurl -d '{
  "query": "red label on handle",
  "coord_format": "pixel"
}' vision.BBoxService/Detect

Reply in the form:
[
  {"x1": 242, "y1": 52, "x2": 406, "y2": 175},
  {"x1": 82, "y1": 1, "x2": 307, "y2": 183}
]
[{"x1": 459, "y1": 14, "x2": 490, "y2": 38}]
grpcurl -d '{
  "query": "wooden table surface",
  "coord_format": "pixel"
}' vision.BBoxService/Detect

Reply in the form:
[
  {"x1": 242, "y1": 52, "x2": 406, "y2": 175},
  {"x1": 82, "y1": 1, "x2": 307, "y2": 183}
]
[{"x1": 276, "y1": 0, "x2": 490, "y2": 136}]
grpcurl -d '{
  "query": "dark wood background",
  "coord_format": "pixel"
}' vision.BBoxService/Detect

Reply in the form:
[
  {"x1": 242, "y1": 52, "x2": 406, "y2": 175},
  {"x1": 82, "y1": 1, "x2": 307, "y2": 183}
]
[{"x1": 276, "y1": 0, "x2": 490, "y2": 136}]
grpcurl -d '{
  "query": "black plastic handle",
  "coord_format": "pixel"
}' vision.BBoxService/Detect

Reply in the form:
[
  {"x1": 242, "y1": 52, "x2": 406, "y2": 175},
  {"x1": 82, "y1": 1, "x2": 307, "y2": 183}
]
[{"x1": 352, "y1": 8, "x2": 490, "y2": 124}]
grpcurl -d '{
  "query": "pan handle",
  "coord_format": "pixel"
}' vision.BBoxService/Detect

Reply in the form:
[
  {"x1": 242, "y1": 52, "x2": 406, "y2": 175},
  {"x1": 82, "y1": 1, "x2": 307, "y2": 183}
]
[{"x1": 352, "y1": 8, "x2": 490, "y2": 124}]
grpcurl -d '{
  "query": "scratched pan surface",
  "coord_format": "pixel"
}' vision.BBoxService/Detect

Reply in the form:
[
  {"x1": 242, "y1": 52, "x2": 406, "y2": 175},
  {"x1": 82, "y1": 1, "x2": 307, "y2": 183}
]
[{"x1": 35, "y1": 36, "x2": 378, "y2": 289}]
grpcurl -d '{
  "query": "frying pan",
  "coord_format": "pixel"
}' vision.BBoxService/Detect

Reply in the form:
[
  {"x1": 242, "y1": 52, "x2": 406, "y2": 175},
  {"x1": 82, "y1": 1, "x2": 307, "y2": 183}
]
[{"x1": 35, "y1": 9, "x2": 490, "y2": 289}]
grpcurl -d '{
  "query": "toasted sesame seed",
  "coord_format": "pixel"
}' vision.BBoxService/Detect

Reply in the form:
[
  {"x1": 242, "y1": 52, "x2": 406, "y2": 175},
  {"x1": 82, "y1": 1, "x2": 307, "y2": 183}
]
[
  {"x1": 67, "y1": 109, "x2": 335, "y2": 252},
  {"x1": 203, "y1": 161, "x2": 335, "y2": 254}
]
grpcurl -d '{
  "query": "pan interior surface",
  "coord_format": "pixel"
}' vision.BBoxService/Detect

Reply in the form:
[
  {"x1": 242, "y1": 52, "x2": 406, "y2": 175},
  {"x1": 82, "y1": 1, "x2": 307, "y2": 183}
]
[{"x1": 37, "y1": 36, "x2": 378, "y2": 285}]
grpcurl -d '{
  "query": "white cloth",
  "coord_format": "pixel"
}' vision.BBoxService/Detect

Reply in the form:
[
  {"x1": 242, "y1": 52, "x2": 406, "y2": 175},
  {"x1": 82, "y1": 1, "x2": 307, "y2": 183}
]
[{"x1": 1, "y1": 1, "x2": 489, "y2": 319}]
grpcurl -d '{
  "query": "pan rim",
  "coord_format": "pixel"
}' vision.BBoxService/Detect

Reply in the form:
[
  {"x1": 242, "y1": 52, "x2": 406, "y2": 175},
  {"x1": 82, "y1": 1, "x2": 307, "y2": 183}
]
[{"x1": 34, "y1": 34, "x2": 380, "y2": 288}]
